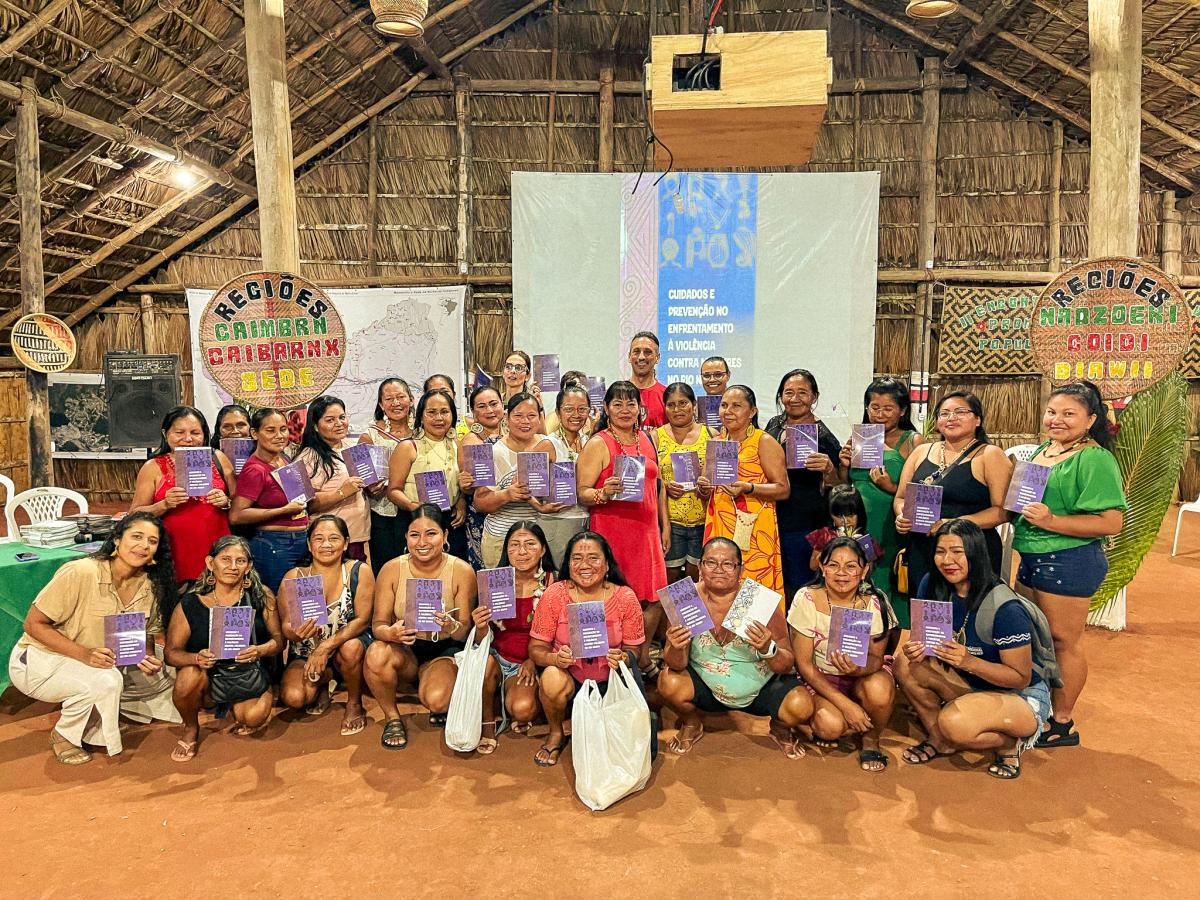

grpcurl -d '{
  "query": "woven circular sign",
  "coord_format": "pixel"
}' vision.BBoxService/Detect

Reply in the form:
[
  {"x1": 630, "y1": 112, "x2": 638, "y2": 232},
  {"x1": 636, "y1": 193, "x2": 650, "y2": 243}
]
[
  {"x1": 1030, "y1": 257, "x2": 1192, "y2": 400},
  {"x1": 12, "y1": 313, "x2": 77, "y2": 373},
  {"x1": 199, "y1": 271, "x2": 345, "y2": 409}
]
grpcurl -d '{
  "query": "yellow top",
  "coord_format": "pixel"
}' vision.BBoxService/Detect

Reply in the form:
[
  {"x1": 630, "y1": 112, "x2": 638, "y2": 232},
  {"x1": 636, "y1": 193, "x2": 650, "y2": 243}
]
[{"x1": 656, "y1": 424, "x2": 710, "y2": 527}]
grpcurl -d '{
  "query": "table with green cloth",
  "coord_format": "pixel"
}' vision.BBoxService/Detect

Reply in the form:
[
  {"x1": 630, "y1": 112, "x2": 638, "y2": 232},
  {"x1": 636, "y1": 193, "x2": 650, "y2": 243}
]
[{"x1": 0, "y1": 542, "x2": 86, "y2": 694}]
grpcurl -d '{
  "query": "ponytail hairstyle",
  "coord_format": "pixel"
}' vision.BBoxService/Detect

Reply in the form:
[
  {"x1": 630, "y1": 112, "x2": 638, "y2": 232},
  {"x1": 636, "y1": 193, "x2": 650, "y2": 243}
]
[
  {"x1": 595, "y1": 380, "x2": 644, "y2": 433},
  {"x1": 932, "y1": 391, "x2": 990, "y2": 444},
  {"x1": 506, "y1": 390, "x2": 543, "y2": 416},
  {"x1": 374, "y1": 377, "x2": 413, "y2": 422},
  {"x1": 1049, "y1": 380, "x2": 1113, "y2": 450},
  {"x1": 295, "y1": 514, "x2": 351, "y2": 567},
  {"x1": 723, "y1": 384, "x2": 761, "y2": 429}
]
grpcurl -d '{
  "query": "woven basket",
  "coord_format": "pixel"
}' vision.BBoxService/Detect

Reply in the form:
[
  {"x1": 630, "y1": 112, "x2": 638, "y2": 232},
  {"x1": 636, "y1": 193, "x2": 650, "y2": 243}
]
[{"x1": 371, "y1": 0, "x2": 428, "y2": 36}]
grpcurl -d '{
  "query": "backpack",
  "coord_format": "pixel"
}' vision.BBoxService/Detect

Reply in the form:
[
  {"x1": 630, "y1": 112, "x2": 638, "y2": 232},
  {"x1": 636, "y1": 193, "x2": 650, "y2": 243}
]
[{"x1": 973, "y1": 584, "x2": 1063, "y2": 690}]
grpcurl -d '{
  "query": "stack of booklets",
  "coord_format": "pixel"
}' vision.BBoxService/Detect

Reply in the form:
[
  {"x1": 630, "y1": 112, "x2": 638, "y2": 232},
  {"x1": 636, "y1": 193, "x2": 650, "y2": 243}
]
[{"x1": 22, "y1": 519, "x2": 82, "y2": 548}]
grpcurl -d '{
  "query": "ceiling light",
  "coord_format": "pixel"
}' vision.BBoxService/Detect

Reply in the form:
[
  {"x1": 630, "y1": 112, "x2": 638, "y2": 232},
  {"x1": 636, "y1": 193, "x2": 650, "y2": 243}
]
[
  {"x1": 172, "y1": 166, "x2": 198, "y2": 188},
  {"x1": 371, "y1": 0, "x2": 428, "y2": 37},
  {"x1": 905, "y1": 0, "x2": 960, "y2": 18}
]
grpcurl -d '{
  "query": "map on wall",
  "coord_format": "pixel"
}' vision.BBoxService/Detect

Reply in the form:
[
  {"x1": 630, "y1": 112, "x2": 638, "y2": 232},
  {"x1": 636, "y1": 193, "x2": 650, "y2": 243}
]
[
  {"x1": 49, "y1": 373, "x2": 109, "y2": 452},
  {"x1": 186, "y1": 285, "x2": 466, "y2": 431}
]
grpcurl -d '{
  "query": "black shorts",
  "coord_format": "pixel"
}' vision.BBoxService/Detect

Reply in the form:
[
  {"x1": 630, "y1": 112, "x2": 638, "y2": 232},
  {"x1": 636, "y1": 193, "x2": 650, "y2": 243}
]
[
  {"x1": 412, "y1": 639, "x2": 463, "y2": 667},
  {"x1": 687, "y1": 667, "x2": 803, "y2": 719},
  {"x1": 569, "y1": 650, "x2": 646, "y2": 698}
]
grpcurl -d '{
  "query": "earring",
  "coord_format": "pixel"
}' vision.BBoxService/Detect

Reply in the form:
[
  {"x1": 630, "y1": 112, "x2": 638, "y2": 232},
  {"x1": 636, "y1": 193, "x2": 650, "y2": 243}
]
[
  {"x1": 242, "y1": 576, "x2": 251, "y2": 588},
  {"x1": 110, "y1": 548, "x2": 118, "y2": 558},
  {"x1": 443, "y1": 541, "x2": 450, "y2": 553},
  {"x1": 147, "y1": 558, "x2": 157, "y2": 567}
]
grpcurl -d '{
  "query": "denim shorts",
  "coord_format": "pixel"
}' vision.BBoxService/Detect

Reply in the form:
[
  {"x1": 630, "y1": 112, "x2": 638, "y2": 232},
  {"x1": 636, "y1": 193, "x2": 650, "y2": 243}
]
[
  {"x1": 1017, "y1": 679, "x2": 1053, "y2": 750},
  {"x1": 666, "y1": 523, "x2": 705, "y2": 567},
  {"x1": 1016, "y1": 541, "x2": 1108, "y2": 598}
]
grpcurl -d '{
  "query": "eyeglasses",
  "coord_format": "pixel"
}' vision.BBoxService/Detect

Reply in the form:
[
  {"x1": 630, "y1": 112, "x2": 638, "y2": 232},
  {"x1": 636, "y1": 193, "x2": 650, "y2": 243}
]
[
  {"x1": 700, "y1": 559, "x2": 739, "y2": 572},
  {"x1": 937, "y1": 408, "x2": 974, "y2": 420},
  {"x1": 504, "y1": 363, "x2": 528, "y2": 373},
  {"x1": 823, "y1": 563, "x2": 863, "y2": 575}
]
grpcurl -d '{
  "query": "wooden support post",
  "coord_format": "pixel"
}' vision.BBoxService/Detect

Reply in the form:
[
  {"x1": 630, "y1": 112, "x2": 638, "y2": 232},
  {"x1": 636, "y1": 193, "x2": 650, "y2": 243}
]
[
  {"x1": 1087, "y1": 0, "x2": 1141, "y2": 257},
  {"x1": 546, "y1": 0, "x2": 559, "y2": 171},
  {"x1": 140, "y1": 294, "x2": 158, "y2": 354},
  {"x1": 725, "y1": 0, "x2": 735, "y2": 33},
  {"x1": 244, "y1": 0, "x2": 301, "y2": 271},
  {"x1": 1048, "y1": 120, "x2": 1063, "y2": 270},
  {"x1": 914, "y1": 58, "x2": 941, "y2": 411},
  {"x1": 16, "y1": 78, "x2": 51, "y2": 487},
  {"x1": 367, "y1": 118, "x2": 379, "y2": 278},
  {"x1": 1161, "y1": 191, "x2": 1182, "y2": 276},
  {"x1": 454, "y1": 75, "x2": 473, "y2": 277},
  {"x1": 852, "y1": 16, "x2": 862, "y2": 171},
  {"x1": 598, "y1": 55, "x2": 615, "y2": 173}
]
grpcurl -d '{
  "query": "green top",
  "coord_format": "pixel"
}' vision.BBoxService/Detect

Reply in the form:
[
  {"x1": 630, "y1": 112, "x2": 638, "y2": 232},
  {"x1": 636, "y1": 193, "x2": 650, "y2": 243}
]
[
  {"x1": 851, "y1": 430, "x2": 915, "y2": 602},
  {"x1": 1013, "y1": 444, "x2": 1126, "y2": 554},
  {"x1": 688, "y1": 629, "x2": 773, "y2": 709}
]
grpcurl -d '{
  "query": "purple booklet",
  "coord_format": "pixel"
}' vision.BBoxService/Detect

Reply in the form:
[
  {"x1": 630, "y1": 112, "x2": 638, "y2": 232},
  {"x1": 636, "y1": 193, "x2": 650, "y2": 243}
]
[
  {"x1": 272, "y1": 460, "x2": 315, "y2": 503},
  {"x1": 103, "y1": 611, "x2": 147, "y2": 667},
  {"x1": 698, "y1": 394, "x2": 723, "y2": 429},
  {"x1": 613, "y1": 454, "x2": 646, "y2": 502},
  {"x1": 551, "y1": 460, "x2": 577, "y2": 506},
  {"x1": 464, "y1": 442, "x2": 497, "y2": 487},
  {"x1": 586, "y1": 376, "x2": 606, "y2": 411},
  {"x1": 404, "y1": 578, "x2": 444, "y2": 631},
  {"x1": 220, "y1": 438, "x2": 255, "y2": 476},
  {"x1": 477, "y1": 566, "x2": 517, "y2": 621},
  {"x1": 903, "y1": 483, "x2": 944, "y2": 534},
  {"x1": 657, "y1": 578, "x2": 714, "y2": 637},
  {"x1": 342, "y1": 443, "x2": 385, "y2": 485},
  {"x1": 473, "y1": 364, "x2": 492, "y2": 388},
  {"x1": 704, "y1": 439, "x2": 739, "y2": 486},
  {"x1": 567, "y1": 600, "x2": 610, "y2": 659},
  {"x1": 670, "y1": 450, "x2": 700, "y2": 489},
  {"x1": 517, "y1": 451, "x2": 551, "y2": 498},
  {"x1": 851, "y1": 424, "x2": 886, "y2": 469},
  {"x1": 911, "y1": 598, "x2": 955, "y2": 657},
  {"x1": 174, "y1": 447, "x2": 214, "y2": 497},
  {"x1": 281, "y1": 574, "x2": 330, "y2": 629},
  {"x1": 855, "y1": 532, "x2": 882, "y2": 563},
  {"x1": 827, "y1": 605, "x2": 875, "y2": 667},
  {"x1": 533, "y1": 354, "x2": 560, "y2": 393},
  {"x1": 209, "y1": 605, "x2": 253, "y2": 660},
  {"x1": 415, "y1": 470, "x2": 452, "y2": 510},
  {"x1": 785, "y1": 424, "x2": 819, "y2": 469},
  {"x1": 1004, "y1": 460, "x2": 1052, "y2": 514}
]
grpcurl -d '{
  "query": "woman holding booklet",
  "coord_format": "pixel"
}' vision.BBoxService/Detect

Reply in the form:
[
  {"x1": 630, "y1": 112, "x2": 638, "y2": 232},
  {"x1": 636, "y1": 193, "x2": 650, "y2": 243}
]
[
  {"x1": 130, "y1": 406, "x2": 234, "y2": 583},
  {"x1": 541, "y1": 383, "x2": 592, "y2": 564},
  {"x1": 658, "y1": 538, "x2": 810, "y2": 758},
  {"x1": 365, "y1": 505, "x2": 477, "y2": 750},
  {"x1": 472, "y1": 392, "x2": 560, "y2": 569},
  {"x1": 700, "y1": 385, "x2": 790, "y2": 599},
  {"x1": 527, "y1": 531, "x2": 646, "y2": 768},
  {"x1": 166, "y1": 535, "x2": 283, "y2": 761},
  {"x1": 210, "y1": 404, "x2": 251, "y2": 448},
  {"x1": 653, "y1": 382, "x2": 711, "y2": 584},
  {"x1": 9, "y1": 513, "x2": 181, "y2": 765},
  {"x1": 277, "y1": 516, "x2": 375, "y2": 736},
  {"x1": 577, "y1": 381, "x2": 669, "y2": 676},
  {"x1": 360, "y1": 377, "x2": 415, "y2": 574},
  {"x1": 459, "y1": 384, "x2": 507, "y2": 567},
  {"x1": 897, "y1": 521, "x2": 1053, "y2": 780},
  {"x1": 1012, "y1": 381, "x2": 1125, "y2": 750},
  {"x1": 788, "y1": 537, "x2": 897, "y2": 772},
  {"x1": 763, "y1": 370, "x2": 841, "y2": 599},
  {"x1": 892, "y1": 391, "x2": 1011, "y2": 597},
  {"x1": 231, "y1": 407, "x2": 310, "y2": 593},
  {"x1": 294, "y1": 395, "x2": 370, "y2": 562}
]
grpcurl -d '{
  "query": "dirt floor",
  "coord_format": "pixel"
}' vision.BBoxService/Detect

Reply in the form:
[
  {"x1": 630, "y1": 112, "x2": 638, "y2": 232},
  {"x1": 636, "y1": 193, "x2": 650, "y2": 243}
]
[{"x1": 2, "y1": 515, "x2": 1198, "y2": 898}]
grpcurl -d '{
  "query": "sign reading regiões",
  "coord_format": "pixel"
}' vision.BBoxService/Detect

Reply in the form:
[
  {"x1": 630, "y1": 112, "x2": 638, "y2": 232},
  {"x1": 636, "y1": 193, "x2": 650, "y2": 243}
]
[
  {"x1": 1030, "y1": 257, "x2": 1193, "y2": 399},
  {"x1": 12, "y1": 313, "x2": 77, "y2": 373},
  {"x1": 199, "y1": 271, "x2": 345, "y2": 409}
]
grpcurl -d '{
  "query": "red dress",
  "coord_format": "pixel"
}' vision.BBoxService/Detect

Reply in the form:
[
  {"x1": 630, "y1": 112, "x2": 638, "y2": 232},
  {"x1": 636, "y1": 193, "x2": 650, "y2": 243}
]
[
  {"x1": 588, "y1": 431, "x2": 667, "y2": 603},
  {"x1": 153, "y1": 454, "x2": 231, "y2": 584}
]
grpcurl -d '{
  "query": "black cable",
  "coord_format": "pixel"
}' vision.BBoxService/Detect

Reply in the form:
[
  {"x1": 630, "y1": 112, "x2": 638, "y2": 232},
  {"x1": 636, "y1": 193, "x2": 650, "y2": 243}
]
[{"x1": 632, "y1": 54, "x2": 675, "y2": 194}]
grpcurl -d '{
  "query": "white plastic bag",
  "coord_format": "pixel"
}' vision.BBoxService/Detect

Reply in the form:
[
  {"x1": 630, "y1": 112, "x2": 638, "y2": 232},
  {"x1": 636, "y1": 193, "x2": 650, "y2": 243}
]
[
  {"x1": 444, "y1": 626, "x2": 493, "y2": 752},
  {"x1": 572, "y1": 660, "x2": 652, "y2": 811}
]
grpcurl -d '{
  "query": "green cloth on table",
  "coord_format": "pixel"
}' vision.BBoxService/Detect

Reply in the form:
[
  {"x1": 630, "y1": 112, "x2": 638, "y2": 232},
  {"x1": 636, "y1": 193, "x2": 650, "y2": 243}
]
[
  {"x1": 1013, "y1": 444, "x2": 1126, "y2": 554},
  {"x1": 851, "y1": 430, "x2": 915, "y2": 627},
  {"x1": 0, "y1": 542, "x2": 85, "y2": 694}
]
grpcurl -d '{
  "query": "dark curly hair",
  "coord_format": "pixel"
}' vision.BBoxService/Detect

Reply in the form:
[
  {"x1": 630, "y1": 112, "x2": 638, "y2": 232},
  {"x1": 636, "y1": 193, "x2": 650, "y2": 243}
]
[{"x1": 91, "y1": 511, "x2": 180, "y2": 625}]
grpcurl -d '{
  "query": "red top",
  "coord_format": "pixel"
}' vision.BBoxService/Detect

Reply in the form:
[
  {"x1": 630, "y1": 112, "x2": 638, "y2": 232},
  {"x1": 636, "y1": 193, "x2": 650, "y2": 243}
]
[
  {"x1": 237, "y1": 453, "x2": 309, "y2": 529},
  {"x1": 153, "y1": 454, "x2": 230, "y2": 583},
  {"x1": 588, "y1": 430, "x2": 667, "y2": 603},
  {"x1": 638, "y1": 380, "x2": 667, "y2": 428},
  {"x1": 491, "y1": 594, "x2": 537, "y2": 664},
  {"x1": 530, "y1": 580, "x2": 644, "y2": 682}
]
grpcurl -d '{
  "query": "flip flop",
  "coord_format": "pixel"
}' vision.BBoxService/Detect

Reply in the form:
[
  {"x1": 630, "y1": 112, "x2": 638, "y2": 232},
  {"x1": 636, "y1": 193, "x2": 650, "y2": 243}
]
[
  {"x1": 50, "y1": 732, "x2": 92, "y2": 766},
  {"x1": 859, "y1": 748, "x2": 889, "y2": 772},
  {"x1": 429, "y1": 712, "x2": 447, "y2": 728},
  {"x1": 474, "y1": 720, "x2": 499, "y2": 755},
  {"x1": 510, "y1": 721, "x2": 533, "y2": 735},
  {"x1": 768, "y1": 728, "x2": 806, "y2": 760},
  {"x1": 902, "y1": 740, "x2": 954, "y2": 765},
  {"x1": 381, "y1": 718, "x2": 408, "y2": 750},
  {"x1": 668, "y1": 726, "x2": 705, "y2": 755},
  {"x1": 534, "y1": 736, "x2": 570, "y2": 768},
  {"x1": 306, "y1": 687, "x2": 332, "y2": 717},
  {"x1": 340, "y1": 713, "x2": 367, "y2": 737},
  {"x1": 170, "y1": 739, "x2": 198, "y2": 763}
]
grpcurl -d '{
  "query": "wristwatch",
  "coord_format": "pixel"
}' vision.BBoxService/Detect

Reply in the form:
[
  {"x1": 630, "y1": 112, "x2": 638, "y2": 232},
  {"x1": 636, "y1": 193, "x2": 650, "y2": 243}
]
[{"x1": 757, "y1": 640, "x2": 778, "y2": 660}]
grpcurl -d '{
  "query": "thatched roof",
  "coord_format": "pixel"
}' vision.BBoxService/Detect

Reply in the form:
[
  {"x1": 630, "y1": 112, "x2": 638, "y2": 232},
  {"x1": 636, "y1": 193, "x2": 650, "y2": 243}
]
[{"x1": 1, "y1": 0, "x2": 1198, "y2": 331}]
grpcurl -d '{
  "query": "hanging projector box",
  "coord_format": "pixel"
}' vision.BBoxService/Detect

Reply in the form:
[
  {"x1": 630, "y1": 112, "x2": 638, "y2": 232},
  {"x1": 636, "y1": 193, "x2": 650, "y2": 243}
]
[{"x1": 647, "y1": 31, "x2": 832, "y2": 169}]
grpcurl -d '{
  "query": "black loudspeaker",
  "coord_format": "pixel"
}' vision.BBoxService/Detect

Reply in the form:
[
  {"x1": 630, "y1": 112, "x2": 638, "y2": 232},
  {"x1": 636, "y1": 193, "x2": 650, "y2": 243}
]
[{"x1": 104, "y1": 354, "x2": 181, "y2": 448}]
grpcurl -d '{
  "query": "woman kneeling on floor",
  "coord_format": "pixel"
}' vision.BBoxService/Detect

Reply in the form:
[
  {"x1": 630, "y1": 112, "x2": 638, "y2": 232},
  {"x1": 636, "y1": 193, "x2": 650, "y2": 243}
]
[
  {"x1": 659, "y1": 537, "x2": 811, "y2": 759},
  {"x1": 789, "y1": 536, "x2": 897, "y2": 772},
  {"x1": 896, "y1": 520, "x2": 1053, "y2": 780},
  {"x1": 166, "y1": 535, "x2": 283, "y2": 761},
  {"x1": 366, "y1": 504, "x2": 477, "y2": 750},
  {"x1": 527, "y1": 530, "x2": 647, "y2": 768},
  {"x1": 9, "y1": 512, "x2": 181, "y2": 765},
  {"x1": 278, "y1": 515, "x2": 375, "y2": 736},
  {"x1": 470, "y1": 520, "x2": 557, "y2": 753}
]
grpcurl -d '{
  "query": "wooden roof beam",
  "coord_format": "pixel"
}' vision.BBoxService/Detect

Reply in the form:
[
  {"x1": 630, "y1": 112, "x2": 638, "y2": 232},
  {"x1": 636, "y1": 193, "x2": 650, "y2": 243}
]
[
  {"x1": 0, "y1": 0, "x2": 74, "y2": 59},
  {"x1": 839, "y1": 0, "x2": 1197, "y2": 193},
  {"x1": 945, "y1": 0, "x2": 1026, "y2": 69},
  {"x1": 406, "y1": 35, "x2": 454, "y2": 80}
]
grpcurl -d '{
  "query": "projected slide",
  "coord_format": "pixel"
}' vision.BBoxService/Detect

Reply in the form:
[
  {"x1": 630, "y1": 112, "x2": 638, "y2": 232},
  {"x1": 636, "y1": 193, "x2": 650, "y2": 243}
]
[{"x1": 513, "y1": 171, "x2": 878, "y2": 433}]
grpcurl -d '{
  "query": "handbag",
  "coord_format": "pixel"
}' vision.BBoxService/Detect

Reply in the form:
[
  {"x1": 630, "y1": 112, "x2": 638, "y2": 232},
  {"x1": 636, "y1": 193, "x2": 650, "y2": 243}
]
[
  {"x1": 572, "y1": 661, "x2": 652, "y2": 811},
  {"x1": 209, "y1": 661, "x2": 270, "y2": 705},
  {"x1": 893, "y1": 547, "x2": 909, "y2": 595},
  {"x1": 444, "y1": 625, "x2": 493, "y2": 752}
]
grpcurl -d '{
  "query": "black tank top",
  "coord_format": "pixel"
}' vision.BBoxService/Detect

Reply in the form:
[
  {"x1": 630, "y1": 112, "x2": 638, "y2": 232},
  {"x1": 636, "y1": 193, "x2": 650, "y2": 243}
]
[
  {"x1": 912, "y1": 442, "x2": 992, "y2": 520},
  {"x1": 181, "y1": 591, "x2": 269, "y2": 653}
]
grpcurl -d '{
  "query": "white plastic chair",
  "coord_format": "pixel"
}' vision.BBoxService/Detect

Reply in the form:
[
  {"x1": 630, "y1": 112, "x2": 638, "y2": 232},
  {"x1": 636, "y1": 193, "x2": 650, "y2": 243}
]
[
  {"x1": 0, "y1": 473, "x2": 14, "y2": 543},
  {"x1": 1005, "y1": 443, "x2": 1040, "y2": 463},
  {"x1": 998, "y1": 444, "x2": 1040, "y2": 583},
  {"x1": 5, "y1": 487, "x2": 89, "y2": 541},
  {"x1": 1172, "y1": 494, "x2": 1200, "y2": 557}
]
